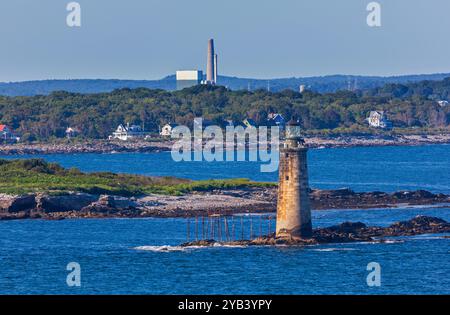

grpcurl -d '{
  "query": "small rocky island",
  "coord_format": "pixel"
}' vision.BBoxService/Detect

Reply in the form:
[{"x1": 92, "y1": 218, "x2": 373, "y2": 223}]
[
  {"x1": 182, "y1": 215, "x2": 450, "y2": 247},
  {"x1": 1, "y1": 159, "x2": 449, "y2": 248},
  {"x1": 0, "y1": 159, "x2": 449, "y2": 221}
]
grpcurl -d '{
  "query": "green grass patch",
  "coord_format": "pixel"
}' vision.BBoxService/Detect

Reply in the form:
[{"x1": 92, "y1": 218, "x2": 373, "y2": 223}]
[{"x1": 0, "y1": 159, "x2": 276, "y2": 196}]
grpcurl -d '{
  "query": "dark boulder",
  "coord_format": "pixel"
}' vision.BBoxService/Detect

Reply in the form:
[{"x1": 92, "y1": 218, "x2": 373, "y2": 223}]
[
  {"x1": 0, "y1": 194, "x2": 36, "y2": 213},
  {"x1": 310, "y1": 188, "x2": 355, "y2": 199},
  {"x1": 384, "y1": 215, "x2": 450, "y2": 236},
  {"x1": 324, "y1": 221, "x2": 367, "y2": 233},
  {"x1": 36, "y1": 193, "x2": 98, "y2": 213},
  {"x1": 391, "y1": 190, "x2": 437, "y2": 200}
]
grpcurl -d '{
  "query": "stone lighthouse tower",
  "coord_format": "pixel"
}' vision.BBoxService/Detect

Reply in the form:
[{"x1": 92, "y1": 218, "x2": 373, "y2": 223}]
[{"x1": 276, "y1": 120, "x2": 312, "y2": 239}]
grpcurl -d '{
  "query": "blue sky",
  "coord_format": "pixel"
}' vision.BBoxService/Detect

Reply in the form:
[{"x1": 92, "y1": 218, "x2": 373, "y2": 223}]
[{"x1": 1, "y1": 0, "x2": 450, "y2": 81}]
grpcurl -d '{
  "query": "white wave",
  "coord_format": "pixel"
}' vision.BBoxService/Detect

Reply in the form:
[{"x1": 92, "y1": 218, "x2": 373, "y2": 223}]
[
  {"x1": 351, "y1": 239, "x2": 404, "y2": 245},
  {"x1": 407, "y1": 235, "x2": 450, "y2": 240},
  {"x1": 309, "y1": 247, "x2": 357, "y2": 252},
  {"x1": 378, "y1": 239, "x2": 405, "y2": 244},
  {"x1": 134, "y1": 245, "x2": 190, "y2": 252},
  {"x1": 134, "y1": 243, "x2": 248, "y2": 252},
  {"x1": 212, "y1": 243, "x2": 247, "y2": 248}
]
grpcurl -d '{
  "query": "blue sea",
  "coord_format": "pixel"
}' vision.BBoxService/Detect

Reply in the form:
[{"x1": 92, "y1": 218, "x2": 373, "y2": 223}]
[
  {"x1": 2, "y1": 144, "x2": 450, "y2": 193},
  {"x1": 0, "y1": 144, "x2": 449, "y2": 294}
]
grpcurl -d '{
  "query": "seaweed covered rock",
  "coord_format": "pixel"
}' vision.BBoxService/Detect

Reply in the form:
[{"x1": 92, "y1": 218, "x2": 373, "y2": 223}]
[
  {"x1": 181, "y1": 216, "x2": 450, "y2": 247},
  {"x1": 383, "y1": 215, "x2": 450, "y2": 236}
]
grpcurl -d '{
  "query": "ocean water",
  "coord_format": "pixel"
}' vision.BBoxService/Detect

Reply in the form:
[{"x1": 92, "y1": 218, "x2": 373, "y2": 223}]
[
  {"x1": 0, "y1": 144, "x2": 449, "y2": 294},
  {"x1": 0, "y1": 207, "x2": 449, "y2": 294},
  {"x1": 2, "y1": 144, "x2": 450, "y2": 193}
]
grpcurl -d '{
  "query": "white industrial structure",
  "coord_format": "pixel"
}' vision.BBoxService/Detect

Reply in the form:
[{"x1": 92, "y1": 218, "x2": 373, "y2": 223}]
[
  {"x1": 176, "y1": 70, "x2": 203, "y2": 90},
  {"x1": 206, "y1": 39, "x2": 217, "y2": 85},
  {"x1": 176, "y1": 38, "x2": 219, "y2": 89}
]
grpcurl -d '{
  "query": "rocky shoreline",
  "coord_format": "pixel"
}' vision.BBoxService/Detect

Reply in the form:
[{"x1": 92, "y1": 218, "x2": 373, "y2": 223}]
[
  {"x1": 0, "y1": 139, "x2": 172, "y2": 155},
  {"x1": 0, "y1": 134, "x2": 449, "y2": 155},
  {"x1": 181, "y1": 215, "x2": 450, "y2": 247},
  {"x1": 0, "y1": 187, "x2": 448, "y2": 220}
]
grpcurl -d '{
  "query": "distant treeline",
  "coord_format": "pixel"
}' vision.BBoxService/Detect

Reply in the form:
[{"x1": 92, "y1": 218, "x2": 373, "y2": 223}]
[
  {"x1": 0, "y1": 78, "x2": 449, "y2": 141},
  {"x1": 2, "y1": 73, "x2": 450, "y2": 96}
]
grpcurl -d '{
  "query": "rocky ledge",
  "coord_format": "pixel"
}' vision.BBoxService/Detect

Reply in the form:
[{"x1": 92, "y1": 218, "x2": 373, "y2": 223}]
[
  {"x1": 0, "y1": 134, "x2": 449, "y2": 155},
  {"x1": 0, "y1": 139, "x2": 172, "y2": 155},
  {"x1": 181, "y1": 216, "x2": 450, "y2": 247},
  {"x1": 0, "y1": 187, "x2": 448, "y2": 220}
]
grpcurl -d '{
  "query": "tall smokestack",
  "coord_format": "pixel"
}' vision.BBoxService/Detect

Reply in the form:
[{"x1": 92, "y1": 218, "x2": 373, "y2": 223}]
[
  {"x1": 206, "y1": 39, "x2": 215, "y2": 84},
  {"x1": 214, "y1": 54, "x2": 218, "y2": 84}
]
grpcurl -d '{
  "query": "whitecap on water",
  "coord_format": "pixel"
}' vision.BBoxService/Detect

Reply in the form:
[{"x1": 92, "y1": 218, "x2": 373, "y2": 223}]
[
  {"x1": 406, "y1": 235, "x2": 450, "y2": 240},
  {"x1": 134, "y1": 243, "x2": 248, "y2": 252},
  {"x1": 379, "y1": 239, "x2": 405, "y2": 244},
  {"x1": 134, "y1": 245, "x2": 188, "y2": 252},
  {"x1": 212, "y1": 243, "x2": 247, "y2": 248},
  {"x1": 346, "y1": 239, "x2": 405, "y2": 245},
  {"x1": 308, "y1": 248, "x2": 357, "y2": 252}
]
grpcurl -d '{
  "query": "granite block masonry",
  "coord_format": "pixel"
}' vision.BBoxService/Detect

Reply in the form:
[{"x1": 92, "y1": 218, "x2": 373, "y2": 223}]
[{"x1": 276, "y1": 120, "x2": 312, "y2": 238}]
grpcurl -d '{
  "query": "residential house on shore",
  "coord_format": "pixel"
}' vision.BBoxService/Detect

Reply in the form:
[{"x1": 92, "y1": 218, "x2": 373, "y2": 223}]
[
  {"x1": 366, "y1": 111, "x2": 392, "y2": 129},
  {"x1": 0, "y1": 124, "x2": 19, "y2": 143},
  {"x1": 438, "y1": 100, "x2": 449, "y2": 107},
  {"x1": 160, "y1": 123, "x2": 178, "y2": 137},
  {"x1": 110, "y1": 123, "x2": 147, "y2": 141},
  {"x1": 160, "y1": 119, "x2": 215, "y2": 137},
  {"x1": 65, "y1": 127, "x2": 80, "y2": 139}
]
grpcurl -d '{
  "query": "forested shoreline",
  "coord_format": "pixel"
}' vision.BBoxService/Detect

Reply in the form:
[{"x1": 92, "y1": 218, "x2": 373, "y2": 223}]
[{"x1": 0, "y1": 78, "x2": 449, "y2": 141}]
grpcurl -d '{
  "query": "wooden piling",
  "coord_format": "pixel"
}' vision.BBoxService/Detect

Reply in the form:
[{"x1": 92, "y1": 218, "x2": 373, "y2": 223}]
[
  {"x1": 218, "y1": 216, "x2": 222, "y2": 241},
  {"x1": 225, "y1": 217, "x2": 231, "y2": 241},
  {"x1": 241, "y1": 216, "x2": 244, "y2": 240},
  {"x1": 195, "y1": 216, "x2": 198, "y2": 241},
  {"x1": 202, "y1": 216, "x2": 205, "y2": 240},
  {"x1": 268, "y1": 216, "x2": 271, "y2": 235},
  {"x1": 259, "y1": 215, "x2": 262, "y2": 239},
  {"x1": 187, "y1": 217, "x2": 190, "y2": 242},
  {"x1": 231, "y1": 216, "x2": 235, "y2": 241}
]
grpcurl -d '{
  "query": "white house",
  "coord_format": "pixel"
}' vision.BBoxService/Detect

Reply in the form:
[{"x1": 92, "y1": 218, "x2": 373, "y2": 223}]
[
  {"x1": 111, "y1": 123, "x2": 146, "y2": 141},
  {"x1": 160, "y1": 123, "x2": 178, "y2": 137},
  {"x1": 366, "y1": 111, "x2": 392, "y2": 129},
  {"x1": 65, "y1": 127, "x2": 80, "y2": 139},
  {"x1": 438, "y1": 100, "x2": 449, "y2": 107},
  {"x1": 0, "y1": 124, "x2": 19, "y2": 142}
]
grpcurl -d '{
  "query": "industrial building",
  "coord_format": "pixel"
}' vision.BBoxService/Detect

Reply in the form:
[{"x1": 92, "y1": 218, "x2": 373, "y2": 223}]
[
  {"x1": 206, "y1": 39, "x2": 218, "y2": 85},
  {"x1": 176, "y1": 38, "x2": 219, "y2": 90},
  {"x1": 176, "y1": 70, "x2": 203, "y2": 90}
]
